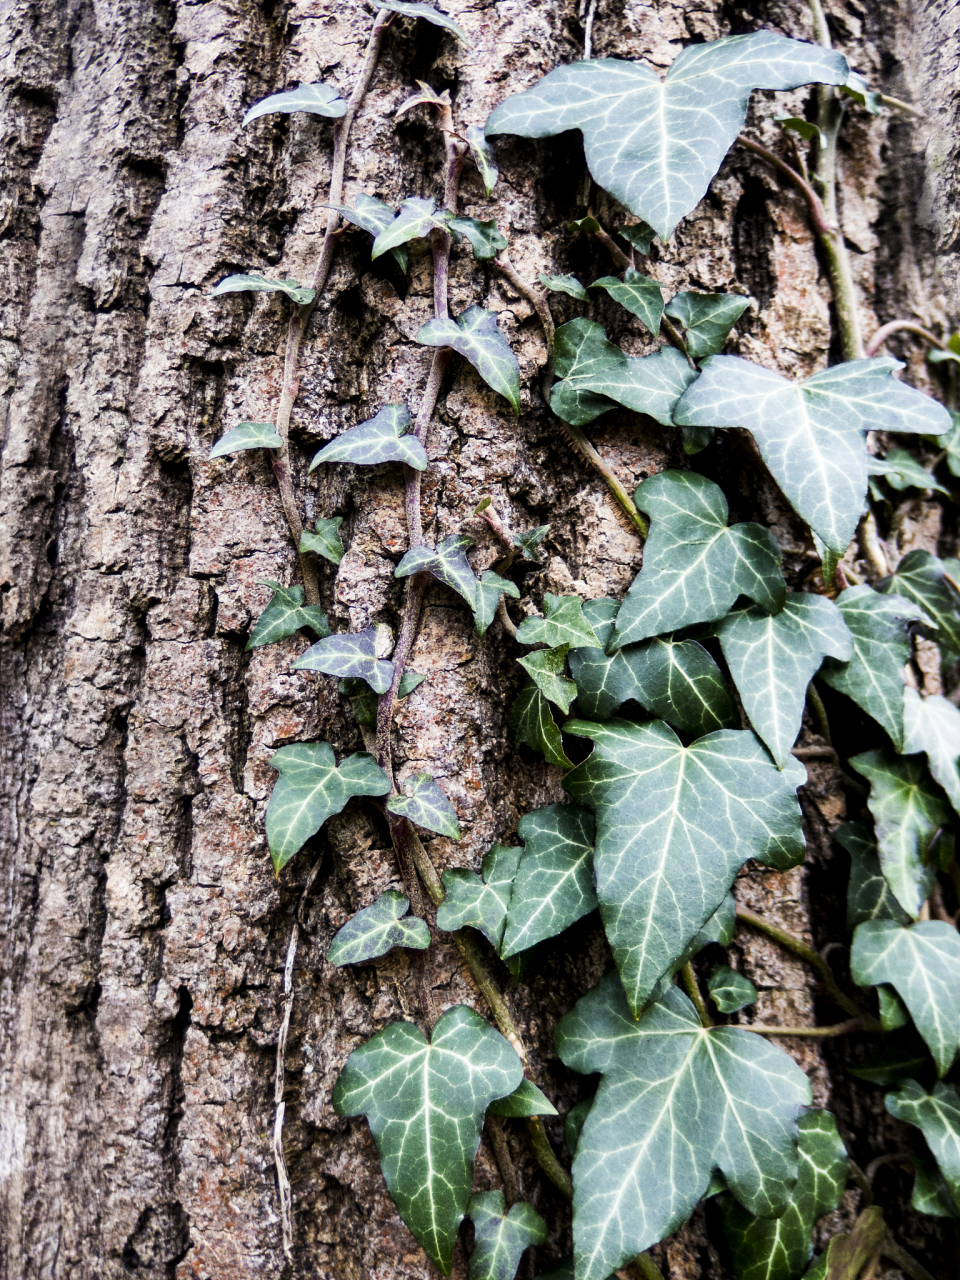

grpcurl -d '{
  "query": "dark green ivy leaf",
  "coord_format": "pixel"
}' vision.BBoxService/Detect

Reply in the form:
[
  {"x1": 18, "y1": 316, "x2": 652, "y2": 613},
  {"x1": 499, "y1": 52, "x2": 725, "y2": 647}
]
[
  {"x1": 331, "y1": 193, "x2": 409, "y2": 270},
  {"x1": 210, "y1": 421, "x2": 282, "y2": 457},
  {"x1": 517, "y1": 644, "x2": 577, "y2": 714},
  {"x1": 487, "y1": 1077, "x2": 558, "y2": 1118},
  {"x1": 512, "y1": 523, "x2": 550, "y2": 560},
  {"x1": 448, "y1": 216, "x2": 508, "y2": 260},
  {"x1": 879, "y1": 550, "x2": 960, "y2": 656},
  {"x1": 708, "y1": 965, "x2": 758, "y2": 1014},
  {"x1": 867, "y1": 447, "x2": 948, "y2": 495},
  {"x1": 502, "y1": 803, "x2": 597, "y2": 957},
  {"x1": 590, "y1": 268, "x2": 664, "y2": 336},
  {"x1": 467, "y1": 1191, "x2": 547, "y2": 1280},
  {"x1": 395, "y1": 533, "x2": 479, "y2": 611},
  {"x1": 694, "y1": 891, "x2": 736, "y2": 949},
  {"x1": 664, "y1": 291, "x2": 750, "y2": 360},
  {"x1": 465, "y1": 125, "x2": 499, "y2": 195},
  {"x1": 838, "y1": 821, "x2": 912, "y2": 930},
  {"x1": 387, "y1": 772, "x2": 461, "y2": 839},
  {"x1": 380, "y1": 0, "x2": 470, "y2": 43},
  {"x1": 774, "y1": 112, "x2": 826, "y2": 146},
  {"x1": 327, "y1": 890, "x2": 431, "y2": 965},
  {"x1": 210, "y1": 272, "x2": 315, "y2": 305},
  {"x1": 515, "y1": 592, "x2": 601, "y2": 650},
  {"x1": 310, "y1": 404, "x2": 427, "y2": 471},
  {"x1": 510, "y1": 680, "x2": 574, "y2": 768},
  {"x1": 247, "y1": 581, "x2": 331, "y2": 649},
  {"x1": 436, "y1": 844, "x2": 522, "y2": 948},
  {"x1": 842, "y1": 70, "x2": 883, "y2": 115},
  {"x1": 886, "y1": 1081, "x2": 960, "y2": 1216},
  {"x1": 626, "y1": 637, "x2": 739, "y2": 738},
  {"x1": 243, "y1": 81, "x2": 346, "y2": 126},
  {"x1": 617, "y1": 221, "x2": 657, "y2": 254},
  {"x1": 911, "y1": 1153, "x2": 960, "y2": 1219},
  {"x1": 418, "y1": 306, "x2": 521, "y2": 415},
  {"x1": 474, "y1": 571, "x2": 520, "y2": 636},
  {"x1": 539, "y1": 273, "x2": 589, "y2": 301},
  {"x1": 299, "y1": 517, "x2": 345, "y2": 565},
  {"x1": 568, "y1": 598, "x2": 637, "y2": 721},
  {"x1": 903, "y1": 688, "x2": 960, "y2": 818},
  {"x1": 294, "y1": 625, "x2": 395, "y2": 695}
]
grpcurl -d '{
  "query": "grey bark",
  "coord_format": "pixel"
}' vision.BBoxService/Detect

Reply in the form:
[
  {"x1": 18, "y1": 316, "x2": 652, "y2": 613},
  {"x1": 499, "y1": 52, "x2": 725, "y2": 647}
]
[{"x1": 0, "y1": 0, "x2": 957, "y2": 1277}]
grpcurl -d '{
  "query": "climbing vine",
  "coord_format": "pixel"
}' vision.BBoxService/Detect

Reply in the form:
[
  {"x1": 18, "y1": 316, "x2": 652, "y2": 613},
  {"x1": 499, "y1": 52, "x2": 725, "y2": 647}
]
[{"x1": 207, "y1": 2, "x2": 960, "y2": 1278}]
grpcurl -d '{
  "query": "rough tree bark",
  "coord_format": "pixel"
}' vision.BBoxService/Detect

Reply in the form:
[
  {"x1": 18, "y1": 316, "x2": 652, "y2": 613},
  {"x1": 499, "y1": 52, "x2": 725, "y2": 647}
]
[{"x1": 1, "y1": 0, "x2": 958, "y2": 1277}]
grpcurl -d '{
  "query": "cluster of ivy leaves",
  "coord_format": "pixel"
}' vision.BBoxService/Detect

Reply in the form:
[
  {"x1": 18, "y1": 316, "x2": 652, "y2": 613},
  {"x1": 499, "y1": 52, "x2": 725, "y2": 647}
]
[{"x1": 207, "y1": 10, "x2": 960, "y2": 1280}]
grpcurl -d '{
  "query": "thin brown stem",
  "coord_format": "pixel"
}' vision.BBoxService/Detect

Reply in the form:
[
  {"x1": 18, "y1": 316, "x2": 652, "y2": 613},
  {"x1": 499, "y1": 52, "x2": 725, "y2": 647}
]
[
  {"x1": 866, "y1": 320, "x2": 949, "y2": 359},
  {"x1": 495, "y1": 254, "x2": 556, "y2": 388},
  {"x1": 557, "y1": 420, "x2": 649, "y2": 536},
  {"x1": 878, "y1": 93, "x2": 924, "y2": 119},
  {"x1": 681, "y1": 962, "x2": 712, "y2": 1027},
  {"x1": 486, "y1": 1115, "x2": 519, "y2": 1206},
  {"x1": 497, "y1": 595, "x2": 519, "y2": 640},
  {"x1": 882, "y1": 1236, "x2": 938, "y2": 1280},
  {"x1": 740, "y1": 1016, "x2": 864, "y2": 1038},
  {"x1": 736, "y1": 134, "x2": 832, "y2": 236},
  {"x1": 806, "y1": 682, "x2": 833, "y2": 746}
]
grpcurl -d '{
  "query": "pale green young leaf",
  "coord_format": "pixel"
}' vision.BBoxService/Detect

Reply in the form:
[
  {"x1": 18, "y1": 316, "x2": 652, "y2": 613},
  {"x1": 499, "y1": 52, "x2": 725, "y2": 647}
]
[
  {"x1": 774, "y1": 112, "x2": 826, "y2": 146},
  {"x1": 502, "y1": 802, "x2": 597, "y2": 957},
  {"x1": 294, "y1": 626, "x2": 395, "y2": 695},
  {"x1": 485, "y1": 34, "x2": 847, "y2": 240},
  {"x1": 210, "y1": 421, "x2": 282, "y2": 457},
  {"x1": 447, "y1": 216, "x2": 507, "y2": 261},
  {"x1": 590, "y1": 268, "x2": 664, "y2": 336},
  {"x1": 418, "y1": 306, "x2": 521, "y2": 414},
  {"x1": 849, "y1": 748, "x2": 950, "y2": 918},
  {"x1": 299, "y1": 517, "x2": 345, "y2": 565},
  {"x1": 717, "y1": 593, "x2": 852, "y2": 767},
  {"x1": 487, "y1": 1077, "x2": 558, "y2": 1118},
  {"x1": 903, "y1": 687, "x2": 960, "y2": 817},
  {"x1": 517, "y1": 644, "x2": 577, "y2": 714},
  {"x1": 625, "y1": 637, "x2": 739, "y2": 738},
  {"x1": 617, "y1": 222, "x2": 657, "y2": 254},
  {"x1": 243, "y1": 81, "x2": 346, "y2": 125},
  {"x1": 467, "y1": 1191, "x2": 547, "y2": 1280},
  {"x1": 708, "y1": 965, "x2": 758, "y2": 1014},
  {"x1": 842, "y1": 70, "x2": 882, "y2": 114},
  {"x1": 395, "y1": 533, "x2": 479, "y2": 611},
  {"x1": 515, "y1": 592, "x2": 601, "y2": 650},
  {"x1": 674, "y1": 356, "x2": 951, "y2": 552},
  {"x1": 569, "y1": 215, "x2": 602, "y2": 236},
  {"x1": 867, "y1": 447, "x2": 948, "y2": 495},
  {"x1": 878, "y1": 984, "x2": 911, "y2": 1031},
  {"x1": 310, "y1": 404, "x2": 426, "y2": 471},
  {"x1": 474, "y1": 571, "x2": 520, "y2": 636},
  {"x1": 465, "y1": 125, "x2": 499, "y2": 195},
  {"x1": 539, "y1": 273, "x2": 589, "y2": 301},
  {"x1": 436, "y1": 844, "x2": 522, "y2": 948},
  {"x1": 210, "y1": 272, "x2": 315, "y2": 305},
  {"x1": 852, "y1": 919, "x2": 960, "y2": 1076},
  {"x1": 879, "y1": 550, "x2": 960, "y2": 655},
  {"x1": 372, "y1": 197, "x2": 451, "y2": 259},
  {"x1": 664, "y1": 291, "x2": 750, "y2": 360},
  {"x1": 555, "y1": 973, "x2": 811, "y2": 1280},
  {"x1": 837, "y1": 821, "x2": 912, "y2": 930},
  {"x1": 564, "y1": 719, "x2": 805, "y2": 1012},
  {"x1": 886, "y1": 1081, "x2": 960, "y2": 1214},
  {"x1": 380, "y1": 0, "x2": 470, "y2": 43},
  {"x1": 266, "y1": 744, "x2": 390, "y2": 871},
  {"x1": 247, "y1": 581, "x2": 331, "y2": 649},
  {"x1": 387, "y1": 772, "x2": 461, "y2": 839},
  {"x1": 395, "y1": 81, "x2": 450, "y2": 118},
  {"x1": 327, "y1": 890, "x2": 431, "y2": 966},
  {"x1": 510, "y1": 680, "x2": 574, "y2": 768},
  {"x1": 569, "y1": 599, "x2": 639, "y2": 721},
  {"x1": 333, "y1": 1006, "x2": 522, "y2": 1273},
  {"x1": 612, "y1": 471, "x2": 785, "y2": 649},
  {"x1": 512, "y1": 524, "x2": 550, "y2": 561}
]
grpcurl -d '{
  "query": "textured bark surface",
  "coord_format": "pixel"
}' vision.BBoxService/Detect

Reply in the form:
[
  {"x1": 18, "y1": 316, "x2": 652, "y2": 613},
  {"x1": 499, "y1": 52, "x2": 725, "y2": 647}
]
[{"x1": 0, "y1": 0, "x2": 958, "y2": 1277}]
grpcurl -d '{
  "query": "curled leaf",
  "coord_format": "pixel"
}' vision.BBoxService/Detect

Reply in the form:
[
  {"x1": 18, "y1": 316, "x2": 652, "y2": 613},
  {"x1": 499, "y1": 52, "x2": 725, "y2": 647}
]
[{"x1": 210, "y1": 272, "x2": 315, "y2": 305}]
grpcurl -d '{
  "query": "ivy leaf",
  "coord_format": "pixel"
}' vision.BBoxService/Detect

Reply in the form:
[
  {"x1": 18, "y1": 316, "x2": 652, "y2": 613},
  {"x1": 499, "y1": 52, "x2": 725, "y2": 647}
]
[
  {"x1": 243, "y1": 81, "x2": 346, "y2": 126},
  {"x1": 886, "y1": 1081, "x2": 960, "y2": 1215},
  {"x1": 502, "y1": 803, "x2": 597, "y2": 957},
  {"x1": 299, "y1": 517, "x2": 345, "y2": 565},
  {"x1": 436, "y1": 844, "x2": 522, "y2": 948},
  {"x1": 387, "y1": 772, "x2": 461, "y2": 839},
  {"x1": 517, "y1": 644, "x2": 577, "y2": 714},
  {"x1": 395, "y1": 533, "x2": 479, "y2": 611},
  {"x1": 674, "y1": 355, "x2": 950, "y2": 553},
  {"x1": 248, "y1": 581, "x2": 331, "y2": 649},
  {"x1": 868, "y1": 447, "x2": 948, "y2": 495},
  {"x1": 879, "y1": 550, "x2": 960, "y2": 656},
  {"x1": 708, "y1": 965, "x2": 758, "y2": 1014},
  {"x1": 210, "y1": 272, "x2": 315, "y2": 305},
  {"x1": 617, "y1": 222, "x2": 657, "y2": 254},
  {"x1": 487, "y1": 1077, "x2": 558, "y2": 1118},
  {"x1": 664, "y1": 291, "x2": 750, "y2": 360},
  {"x1": 513, "y1": 524, "x2": 550, "y2": 561},
  {"x1": 418, "y1": 306, "x2": 521, "y2": 415},
  {"x1": 465, "y1": 125, "x2": 499, "y2": 195},
  {"x1": 849, "y1": 748, "x2": 951, "y2": 918},
  {"x1": 372, "y1": 196, "x2": 452, "y2": 259},
  {"x1": 568, "y1": 600, "x2": 639, "y2": 721},
  {"x1": 309, "y1": 404, "x2": 427, "y2": 472},
  {"x1": 774, "y1": 112, "x2": 826, "y2": 146},
  {"x1": 612, "y1": 471, "x2": 785, "y2": 649},
  {"x1": 819, "y1": 586, "x2": 928, "y2": 750},
  {"x1": 327, "y1": 890, "x2": 431, "y2": 966},
  {"x1": 842, "y1": 70, "x2": 883, "y2": 115},
  {"x1": 333, "y1": 1006, "x2": 521, "y2": 1273},
  {"x1": 626, "y1": 637, "x2": 739, "y2": 738},
  {"x1": 467, "y1": 1192, "x2": 547, "y2": 1280},
  {"x1": 294, "y1": 626, "x2": 395, "y2": 695},
  {"x1": 266, "y1": 744, "x2": 390, "y2": 871},
  {"x1": 564, "y1": 719, "x2": 805, "y2": 1012},
  {"x1": 590, "y1": 269, "x2": 664, "y2": 336},
  {"x1": 854, "y1": 920, "x2": 960, "y2": 1075},
  {"x1": 395, "y1": 80, "x2": 451, "y2": 118},
  {"x1": 555, "y1": 973, "x2": 811, "y2": 1279},
  {"x1": 380, "y1": 0, "x2": 470, "y2": 43},
  {"x1": 210, "y1": 421, "x2": 282, "y2": 458},
  {"x1": 717, "y1": 593, "x2": 852, "y2": 767},
  {"x1": 515, "y1": 592, "x2": 601, "y2": 650},
  {"x1": 510, "y1": 680, "x2": 574, "y2": 769},
  {"x1": 448, "y1": 216, "x2": 508, "y2": 260},
  {"x1": 911, "y1": 1153, "x2": 960, "y2": 1219},
  {"x1": 721, "y1": 1110, "x2": 849, "y2": 1280},
  {"x1": 539, "y1": 272, "x2": 589, "y2": 301},
  {"x1": 331, "y1": 194, "x2": 409, "y2": 269},
  {"x1": 695, "y1": 891, "x2": 736, "y2": 949},
  {"x1": 474, "y1": 571, "x2": 520, "y2": 636},
  {"x1": 485, "y1": 34, "x2": 847, "y2": 240},
  {"x1": 903, "y1": 688, "x2": 960, "y2": 818},
  {"x1": 838, "y1": 821, "x2": 912, "y2": 930}
]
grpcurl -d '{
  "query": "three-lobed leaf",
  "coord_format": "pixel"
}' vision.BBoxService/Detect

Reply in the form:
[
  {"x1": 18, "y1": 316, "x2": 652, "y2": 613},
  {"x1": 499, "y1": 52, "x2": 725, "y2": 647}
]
[
  {"x1": 396, "y1": 533, "x2": 479, "y2": 610},
  {"x1": 248, "y1": 581, "x2": 331, "y2": 650},
  {"x1": 448, "y1": 216, "x2": 508, "y2": 260},
  {"x1": 515, "y1": 592, "x2": 601, "y2": 650},
  {"x1": 664, "y1": 291, "x2": 750, "y2": 360},
  {"x1": 437, "y1": 844, "x2": 522, "y2": 949},
  {"x1": 210, "y1": 421, "x2": 282, "y2": 458},
  {"x1": 466, "y1": 1191, "x2": 547, "y2": 1280},
  {"x1": 502, "y1": 803, "x2": 597, "y2": 957},
  {"x1": 327, "y1": 890, "x2": 431, "y2": 966},
  {"x1": 310, "y1": 404, "x2": 427, "y2": 472},
  {"x1": 387, "y1": 771, "x2": 461, "y2": 839},
  {"x1": 590, "y1": 268, "x2": 664, "y2": 336},
  {"x1": 517, "y1": 644, "x2": 577, "y2": 714},
  {"x1": 294, "y1": 625, "x2": 395, "y2": 695},
  {"x1": 474, "y1": 571, "x2": 520, "y2": 636},
  {"x1": 210, "y1": 272, "x2": 315, "y2": 305},
  {"x1": 300, "y1": 516, "x2": 345, "y2": 565},
  {"x1": 243, "y1": 81, "x2": 346, "y2": 126},
  {"x1": 418, "y1": 306, "x2": 521, "y2": 414}
]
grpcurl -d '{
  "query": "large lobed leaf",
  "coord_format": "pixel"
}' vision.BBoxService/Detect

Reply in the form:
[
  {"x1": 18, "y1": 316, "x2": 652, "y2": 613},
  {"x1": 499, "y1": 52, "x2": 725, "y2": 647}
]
[
  {"x1": 327, "y1": 890, "x2": 431, "y2": 966},
  {"x1": 516, "y1": 592, "x2": 601, "y2": 650},
  {"x1": 418, "y1": 306, "x2": 521, "y2": 414},
  {"x1": 310, "y1": 404, "x2": 427, "y2": 471}
]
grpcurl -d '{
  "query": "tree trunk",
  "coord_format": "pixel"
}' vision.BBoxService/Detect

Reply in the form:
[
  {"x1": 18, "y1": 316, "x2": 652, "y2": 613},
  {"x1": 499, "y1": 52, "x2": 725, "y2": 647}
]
[{"x1": 1, "y1": 1, "x2": 957, "y2": 1277}]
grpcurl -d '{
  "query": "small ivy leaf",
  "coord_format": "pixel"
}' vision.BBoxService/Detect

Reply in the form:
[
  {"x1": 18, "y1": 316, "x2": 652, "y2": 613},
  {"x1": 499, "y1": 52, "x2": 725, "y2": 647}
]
[
  {"x1": 903, "y1": 688, "x2": 960, "y2": 818},
  {"x1": 396, "y1": 533, "x2": 479, "y2": 611},
  {"x1": 556, "y1": 973, "x2": 812, "y2": 1280},
  {"x1": 564, "y1": 719, "x2": 805, "y2": 1013},
  {"x1": 838, "y1": 821, "x2": 912, "y2": 930},
  {"x1": 294, "y1": 626, "x2": 396, "y2": 695},
  {"x1": 266, "y1": 744, "x2": 390, "y2": 871},
  {"x1": 569, "y1": 214, "x2": 602, "y2": 236},
  {"x1": 447, "y1": 216, "x2": 508, "y2": 260},
  {"x1": 693, "y1": 891, "x2": 736, "y2": 950},
  {"x1": 372, "y1": 196, "x2": 452, "y2": 260},
  {"x1": 487, "y1": 1077, "x2": 558, "y2": 1118},
  {"x1": 243, "y1": 81, "x2": 347, "y2": 126},
  {"x1": 485, "y1": 34, "x2": 847, "y2": 241},
  {"x1": 848, "y1": 1039, "x2": 930, "y2": 1087},
  {"x1": 387, "y1": 772, "x2": 461, "y2": 839},
  {"x1": 502, "y1": 803, "x2": 597, "y2": 957},
  {"x1": 418, "y1": 306, "x2": 522, "y2": 415},
  {"x1": 674, "y1": 355, "x2": 951, "y2": 554},
  {"x1": 333, "y1": 1006, "x2": 521, "y2": 1273},
  {"x1": 911, "y1": 1153, "x2": 960, "y2": 1219},
  {"x1": 708, "y1": 965, "x2": 758, "y2": 1013},
  {"x1": 299, "y1": 516, "x2": 345, "y2": 565},
  {"x1": 774, "y1": 112, "x2": 826, "y2": 146},
  {"x1": 568, "y1": 599, "x2": 638, "y2": 720},
  {"x1": 819, "y1": 586, "x2": 929, "y2": 750},
  {"x1": 330, "y1": 194, "x2": 409, "y2": 270},
  {"x1": 717, "y1": 593, "x2": 853, "y2": 768},
  {"x1": 590, "y1": 268, "x2": 664, "y2": 336},
  {"x1": 400, "y1": 670, "x2": 426, "y2": 697},
  {"x1": 395, "y1": 80, "x2": 451, "y2": 118},
  {"x1": 853, "y1": 920, "x2": 960, "y2": 1075},
  {"x1": 512, "y1": 524, "x2": 550, "y2": 561},
  {"x1": 617, "y1": 221, "x2": 657, "y2": 255},
  {"x1": 878, "y1": 984, "x2": 911, "y2": 1031},
  {"x1": 247, "y1": 580, "x2": 331, "y2": 649},
  {"x1": 327, "y1": 890, "x2": 431, "y2": 966},
  {"x1": 474, "y1": 571, "x2": 520, "y2": 637},
  {"x1": 879, "y1": 550, "x2": 960, "y2": 656},
  {"x1": 612, "y1": 471, "x2": 785, "y2": 649},
  {"x1": 539, "y1": 272, "x2": 589, "y2": 301},
  {"x1": 887, "y1": 1082, "x2": 960, "y2": 1216},
  {"x1": 209, "y1": 421, "x2": 282, "y2": 458},
  {"x1": 210, "y1": 272, "x2": 316, "y2": 305},
  {"x1": 309, "y1": 404, "x2": 427, "y2": 472},
  {"x1": 625, "y1": 637, "x2": 739, "y2": 738},
  {"x1": 517, "y1": 644, "x2": 577, "y2": 714},
  {"x1": 849, "y1": 748, "x2": 951, "y2": 919},
  {"x1": 721, "y1": 1109, "x2": 849, "y2": 1280},
  {"x1": 842, "y1": 69, "x2": 883, "y2": 114},
  {"x1": 380, "y1": 0, "x2": 470, "y2": 43},
  {"x1": 515, "y1": 592, "x2": 601, "y2": 650},
  {"x1": 511, "y1": 680, "x2": 574, "y2": 768},
  {"x1": 664, "y1": 291, "x2": 751, "y2": 360},
  {"x1": 436, "y1": 844, "x2": 522, "y2": 948},
  {"x1": 467, "y1": 1191, "x2": 547, "y2": 1280},
  {"x1": 867, "y1": 447, "x2": 949, "y2": 494},
  {"x1": 550, "y1": 318, "x2": 696, "y2": 427},
  {"x1": 465, "y1": 124, "x2": 499, "y2": 195}
]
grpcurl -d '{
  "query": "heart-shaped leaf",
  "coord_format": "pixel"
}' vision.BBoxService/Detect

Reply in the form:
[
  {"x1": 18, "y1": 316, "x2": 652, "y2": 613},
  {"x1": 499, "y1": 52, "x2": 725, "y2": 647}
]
[
  {"x1": 539, "y1": 273, "x2": 589, "y2": 301},
  {"x1": 556, "y1": 973, "x2": 811, "y2": 1280},
  {"x1": 674, "y1": 355, "x2": 950, "y2": 552},
  {"x1": 486, "y1": 35, "x2": 846, "y2": 240},
  {"x1": 396, "y1": 533, "x2": 479, "y2": 610},
  {"x1": 387, "y1": 772, "x2": 461, "y2": 839},
  {"x1": 474, "y1": 571, "x2": 520, "y2": 636},
  {"x1": 266, "y1": 743, "x2": 390, "y2": 870},
  {"x1": 903, "y1": 688, "x2": 960, "y2": 818},
  {"x1": 418, "y1": 306, "x2": 521, "y2": 414},
  {"x1": 590, "y1": 268, "x2": 664, "y2": 335},
  {"x1": 299, "y1": 517, "x2": 345, "y2": 565},
  {"x1": 517, "y1": 644, "x2": 577, "y2": 714},
  {"x1": 838, "y1": 822, "x2": 912, "y2": 930},
  {"x1": 502, "y1": 803, "x2": 597, "y2": 957},
  {"x1": 664, "y1": 291, "x2": 750, "y2": 360},
  {"x1": 372, "y1": 196, "x2": 452, "y2": 260},
  {"x1": 328, "y1": 890, "x2": 431, "y2": 966},
  {"x1": 243, "y1": 81, "x2": 346, "y2": 126},
  {"x1": 333, "y1": 1006, "x2": 521, "y2": 1273},
  {"x1": 248, "y1": 581, "x2": 331, "y2": 649},
  {"x1": 465, "y1": 125, "x2": 498, "y2": 195},
  {"x1": 210, "y1": 421, "x2": 282, "y2": 458},
  {"x1": 565, "y1": 718, "x2": 805, "y2": 1012},
  {"x1": 210, "y1": 272, "x2": 315, "y2": 305},
  {"x1": 380, "y1": 0, "x2": 469, "y2": 43},
  {"x1": 447, "y1": 216, "x2": 508, "y2": 260},
  {"x1": 436, "y1": 844, "x2": 522, "y2": 949},
  {"x1": 487, "y1": 1077, "x2": 558, "y2": 1118},
  {"x1": 294, "y1": 626, "x2": 395, "y2": 695},
  {"x1": 467, "y1": 1191, "x2": 547, "y2": 1280},
  {"x1": 310, "y1": 404, "x2": 427, "y2": 471},
  {"x1": 612, "y1": 471, "x2": 785, "y2": 649},
  {"x1": 868, "y1": 447, "x2": 948, "y2": 495},
  {"x1": 626, "y1": 637, "x2": 739, "y2": 738},
  {"x1": 708, "y1": 965, "x2": 758, "y2": 1013},
  {"x1": 510, "y1": 680, "x2": 573, "y2": 768},
  {"x1": 516, "y1": 593, "x2": 601, "y2": 650},
  {"x1": 617, "y1": 221, "x2": 657, "y2": 255},
  {"x1": 886, "y1": 1082, "x2": 960, "y2": 1215},
  {"x1": 879, "y1": 551, "x2": 960, "y2": 657}
]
